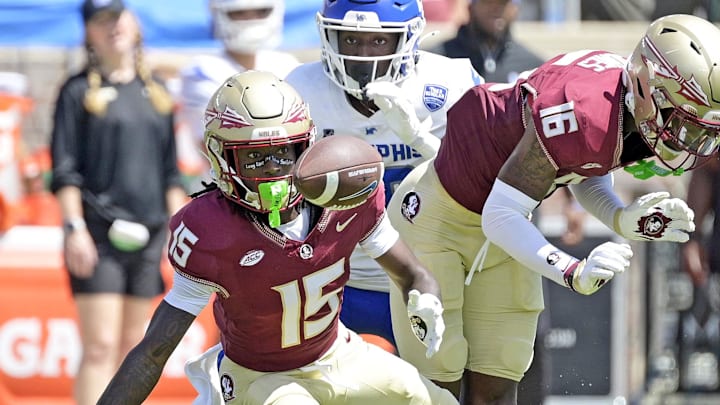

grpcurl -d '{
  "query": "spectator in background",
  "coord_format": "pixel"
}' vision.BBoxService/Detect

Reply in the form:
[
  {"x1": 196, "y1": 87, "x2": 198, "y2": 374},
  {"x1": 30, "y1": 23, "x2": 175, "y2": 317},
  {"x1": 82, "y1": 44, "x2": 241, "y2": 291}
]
[
  {"x1": 581, "y1": 0, "x2": 719, "y2": 21},
  {"x1": 433, "y1": 0, "x2": 543, "y2": 84},
  {"x1": 581, "y1": 0, "x2": 655, "y2": 20},
  {"x1": 177, "y1": 0, "x2": 299, "y2": 191},
  {"x1": 49, "y1": 1, "x2": 187, "y2": 404},
  {"x1": 653, "y1": 0, "x2": 720, "y2": 20}
]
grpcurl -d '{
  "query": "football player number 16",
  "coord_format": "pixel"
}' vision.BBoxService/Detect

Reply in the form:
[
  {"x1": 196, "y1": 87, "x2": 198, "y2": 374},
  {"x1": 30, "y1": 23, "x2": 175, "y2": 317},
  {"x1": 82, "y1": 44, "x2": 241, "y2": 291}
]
[
  {"x1": 539, "y1": 101, "x2": 578, "y2": 138},
  {"x1": 540, "y1": 50, "x2": 626, "y2": 138},
  {"x1": 169, "y1": 222, "x2": 345, "y2": 349}
]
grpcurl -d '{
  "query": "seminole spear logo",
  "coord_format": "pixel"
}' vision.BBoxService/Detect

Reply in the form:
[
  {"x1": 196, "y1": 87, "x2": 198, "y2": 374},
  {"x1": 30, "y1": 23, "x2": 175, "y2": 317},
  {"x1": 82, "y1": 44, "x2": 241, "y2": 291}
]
[{"x1": 642, "y1": 36, "x2": 710, "y2": 107}]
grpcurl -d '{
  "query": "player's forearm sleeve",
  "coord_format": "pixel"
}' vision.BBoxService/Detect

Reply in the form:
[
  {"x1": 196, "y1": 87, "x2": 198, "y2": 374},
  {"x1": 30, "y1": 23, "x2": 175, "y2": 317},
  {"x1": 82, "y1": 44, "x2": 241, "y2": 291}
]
[
  {"x1": 482, "y1": 179, "x2": 576, "y2": 287},
  {"x1": 569, "y1": 173, "x2": 624, "y2": 232}
]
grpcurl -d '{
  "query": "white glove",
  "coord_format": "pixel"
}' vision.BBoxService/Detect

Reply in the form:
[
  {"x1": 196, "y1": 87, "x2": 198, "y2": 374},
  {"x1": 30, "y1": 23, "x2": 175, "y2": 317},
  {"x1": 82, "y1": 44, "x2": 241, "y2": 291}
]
[
  {"x1": 406, "y1": 289, "x2": 445, "y2": 358},
  {"x1": 615, "y1": 192, "x2": 695, "y2": 242},
  {"x1": 563, "y1": 242, "x2": 633, "y2": 295},
  {"x1": 364, "y1": 81, "x2": 440, "y2": 157}
]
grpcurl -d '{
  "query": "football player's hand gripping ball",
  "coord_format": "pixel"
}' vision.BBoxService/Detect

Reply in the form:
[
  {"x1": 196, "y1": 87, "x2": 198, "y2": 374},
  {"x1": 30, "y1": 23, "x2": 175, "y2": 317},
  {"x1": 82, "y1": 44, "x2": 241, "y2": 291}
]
[
  {"x1": 406, "y1": 289, "x2": 445, "y2": 358},
  {"x1": 615, "y1": 191, "x2": 695, "y2": 242},
  {"x1": 563, "y1": 242, "x2": 633, "y2": 295},
  {"x1": 364, "y1": 81, "x2": 439, "y2": 157}
]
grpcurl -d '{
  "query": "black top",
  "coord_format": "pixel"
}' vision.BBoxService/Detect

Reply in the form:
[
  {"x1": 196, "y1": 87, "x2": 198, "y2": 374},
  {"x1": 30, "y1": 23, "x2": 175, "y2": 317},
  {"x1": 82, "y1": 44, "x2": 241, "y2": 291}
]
[
  {"x1": 50, "y1": 71, "x2": 182, "y2": 228},
  {"x1": 435, "y1": 24, "x2": 544, "y2": 84},
  {"x1": 710, "y1": 167, "x2": 720, "y2": 272}
]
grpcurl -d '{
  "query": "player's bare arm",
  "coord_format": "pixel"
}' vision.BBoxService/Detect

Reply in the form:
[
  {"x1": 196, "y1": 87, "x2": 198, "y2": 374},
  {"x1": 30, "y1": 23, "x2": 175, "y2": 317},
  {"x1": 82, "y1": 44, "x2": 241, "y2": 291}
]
[
  {"x1": 497, "y1": 104, "x2": 557, "y2": 201},
  {"x1": 97, "y1": 301, "x2": 196, "y2": 405},
  {"x1": 375, "y1": 238, "x2": 441, "y2": 304}
]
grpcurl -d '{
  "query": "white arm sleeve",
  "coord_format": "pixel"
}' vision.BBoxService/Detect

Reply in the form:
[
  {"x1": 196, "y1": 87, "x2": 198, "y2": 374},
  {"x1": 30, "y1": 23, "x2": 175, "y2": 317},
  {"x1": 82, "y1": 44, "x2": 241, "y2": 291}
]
[
  {"x1": 568, "y1": 173, "x2": 624, "y2": 232},
  {"x1": 359, "y1": 213, "x2": 400, "y2": 259},
  {"x1": 164, "y1": 271, "x2": 216, "y2": 316},
  {"x1": 482, "y1": 179, "x2": 578, "y2": 287}
]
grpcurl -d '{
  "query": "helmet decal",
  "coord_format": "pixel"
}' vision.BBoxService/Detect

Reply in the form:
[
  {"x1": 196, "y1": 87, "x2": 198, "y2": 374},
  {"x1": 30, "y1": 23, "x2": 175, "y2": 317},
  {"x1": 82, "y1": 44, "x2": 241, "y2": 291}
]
[
  {"x1": 643, "y1": 37, "x2": 710, "y2": 107},
  {"x1": 285, "y1": 102, "x2": 310, "y2": 124},
  {"x1": 204, "y1": 106, "x2": 253, "y2": 129}
]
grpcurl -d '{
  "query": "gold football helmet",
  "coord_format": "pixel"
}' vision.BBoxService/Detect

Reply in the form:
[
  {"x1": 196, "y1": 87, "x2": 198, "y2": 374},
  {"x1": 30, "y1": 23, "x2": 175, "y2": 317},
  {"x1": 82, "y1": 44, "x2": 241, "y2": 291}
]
[
  {"x1": 625, "y1": 14, "x2": 720, "y2": 171},
  {"x1": 204, "y1": 70, "x2": 315, "y2": 213}
]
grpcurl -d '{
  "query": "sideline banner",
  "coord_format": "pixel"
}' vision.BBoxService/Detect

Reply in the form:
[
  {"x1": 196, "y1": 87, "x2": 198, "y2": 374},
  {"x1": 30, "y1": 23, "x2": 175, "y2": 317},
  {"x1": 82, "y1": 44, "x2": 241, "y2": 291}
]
[{"x1": 0, "y1": 226, "x2": 219, "y2": 404}]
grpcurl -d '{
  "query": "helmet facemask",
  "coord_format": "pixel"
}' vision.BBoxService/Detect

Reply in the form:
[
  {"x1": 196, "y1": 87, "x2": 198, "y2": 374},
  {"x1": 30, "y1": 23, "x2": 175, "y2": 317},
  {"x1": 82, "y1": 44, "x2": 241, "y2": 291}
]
[
  {"x1": 638, "y1": 90, "x2": 720, "y2": 170},
  {"x1": 317, "y1": 1, "x2": 426, "y2": 99},
  {"x1": 206, "y1": 135, "x2": 311, "y2": 226}
]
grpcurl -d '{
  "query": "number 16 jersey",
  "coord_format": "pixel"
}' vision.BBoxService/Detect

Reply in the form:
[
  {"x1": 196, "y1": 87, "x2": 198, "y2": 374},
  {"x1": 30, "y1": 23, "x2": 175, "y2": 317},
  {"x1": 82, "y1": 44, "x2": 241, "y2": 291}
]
[{"x1": 436, "y1": 49, "x2": 652, "y2": 214}]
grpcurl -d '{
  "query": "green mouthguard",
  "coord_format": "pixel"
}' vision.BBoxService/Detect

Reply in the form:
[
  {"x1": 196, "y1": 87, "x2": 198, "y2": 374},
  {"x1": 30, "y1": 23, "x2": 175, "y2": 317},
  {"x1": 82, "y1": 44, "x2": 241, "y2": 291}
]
[
  {"x1": 258, "y1": 180, "x2": 289, "y2": 228},
  {"x1": 624, "y1": 159, "x2": 684, "y2": 180}
]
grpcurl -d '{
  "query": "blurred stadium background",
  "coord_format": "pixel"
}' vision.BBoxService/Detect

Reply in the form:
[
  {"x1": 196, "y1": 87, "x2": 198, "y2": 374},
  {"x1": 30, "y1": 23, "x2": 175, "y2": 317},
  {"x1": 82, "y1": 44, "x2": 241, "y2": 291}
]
[{"x1": 0, "y1": 1, "x2": 719, "y2": 404}]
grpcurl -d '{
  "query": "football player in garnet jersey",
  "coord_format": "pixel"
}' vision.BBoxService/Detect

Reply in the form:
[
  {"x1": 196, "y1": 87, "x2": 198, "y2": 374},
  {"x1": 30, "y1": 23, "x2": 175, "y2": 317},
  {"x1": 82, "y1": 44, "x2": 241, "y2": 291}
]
[
  {"x1": 97, "y1": 70, "x2": 457, "y2": 405},
  {"x1": 386, "y1": 14, "x2": 720, "y2": 404},
  {"x1": 285, "y1": 0, "x2": 482, "y2": 352}
]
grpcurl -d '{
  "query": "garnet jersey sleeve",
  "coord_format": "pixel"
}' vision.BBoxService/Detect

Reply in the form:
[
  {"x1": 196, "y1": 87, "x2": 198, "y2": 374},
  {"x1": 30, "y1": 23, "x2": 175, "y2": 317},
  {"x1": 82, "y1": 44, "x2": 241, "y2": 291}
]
[{"x1": 523, "y1": 50, "x2": 627, "y2": 179}]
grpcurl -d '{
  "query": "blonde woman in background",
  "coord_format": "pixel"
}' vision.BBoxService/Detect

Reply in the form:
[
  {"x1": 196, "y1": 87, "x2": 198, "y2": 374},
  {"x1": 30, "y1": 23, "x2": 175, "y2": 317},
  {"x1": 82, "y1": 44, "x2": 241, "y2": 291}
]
[{"x1": 49, "y1": 1, "x2": 187, "y2": 404}]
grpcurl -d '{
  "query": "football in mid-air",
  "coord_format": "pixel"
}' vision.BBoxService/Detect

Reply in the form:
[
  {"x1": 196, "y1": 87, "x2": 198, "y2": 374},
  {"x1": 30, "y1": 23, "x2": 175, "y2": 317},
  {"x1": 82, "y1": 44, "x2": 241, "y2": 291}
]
[{"x1": 293, "y1": 135, "x2": 384, "y2": 210}]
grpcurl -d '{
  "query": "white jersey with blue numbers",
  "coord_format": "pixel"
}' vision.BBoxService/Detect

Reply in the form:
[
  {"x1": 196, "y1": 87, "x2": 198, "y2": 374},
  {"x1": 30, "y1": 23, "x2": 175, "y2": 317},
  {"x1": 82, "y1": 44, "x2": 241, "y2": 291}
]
[{"x1": 286, "y1": 51, "x2": 482, "y2": 292}]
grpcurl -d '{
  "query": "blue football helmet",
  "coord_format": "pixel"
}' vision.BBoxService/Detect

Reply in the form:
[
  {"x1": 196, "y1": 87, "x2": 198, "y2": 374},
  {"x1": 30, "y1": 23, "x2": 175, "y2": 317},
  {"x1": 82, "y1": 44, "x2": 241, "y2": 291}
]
[{"x1": 317, "y1": 0, "x2": 426, "y2": 98}]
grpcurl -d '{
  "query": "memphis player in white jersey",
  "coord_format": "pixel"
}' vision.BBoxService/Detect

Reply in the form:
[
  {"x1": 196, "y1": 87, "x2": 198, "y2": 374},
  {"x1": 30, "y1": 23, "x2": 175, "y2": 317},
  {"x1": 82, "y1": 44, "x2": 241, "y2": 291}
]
[
  {"x1": 286, "y1": 0, "x2": 482, "y2": 348},
  {"x1": 177, "y1": 0, "x2": 299, "y2": 188}
]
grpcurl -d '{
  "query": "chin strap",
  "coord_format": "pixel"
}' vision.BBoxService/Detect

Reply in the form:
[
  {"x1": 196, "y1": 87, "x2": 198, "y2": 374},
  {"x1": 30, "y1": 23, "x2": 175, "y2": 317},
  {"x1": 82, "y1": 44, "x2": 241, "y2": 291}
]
[{"x1": 624, "y1": 159, "x2": 684, "y2": 180}]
